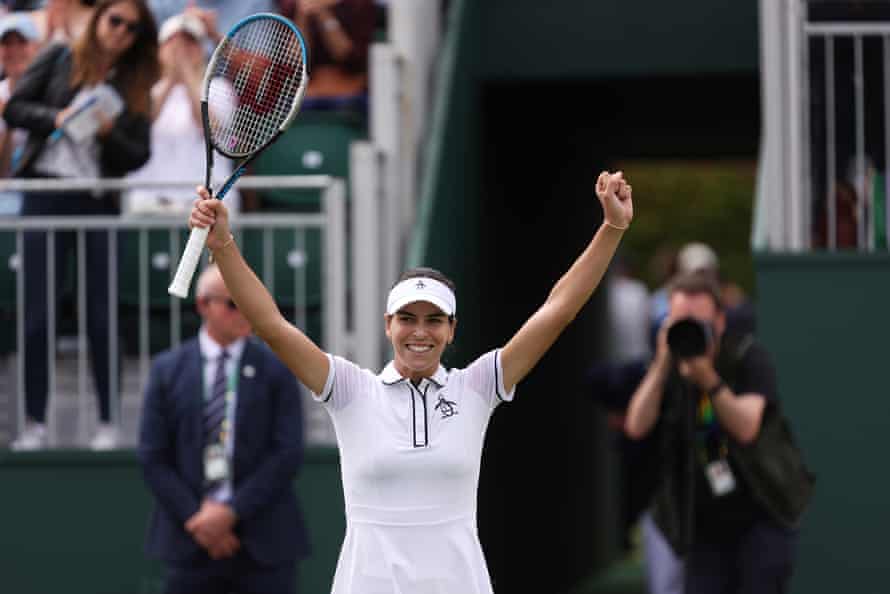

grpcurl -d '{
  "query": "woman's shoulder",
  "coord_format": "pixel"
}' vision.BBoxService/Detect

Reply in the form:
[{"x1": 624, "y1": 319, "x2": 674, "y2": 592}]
[{"x1": 30, "y1": 41, "x2": 71, "y2": 72}]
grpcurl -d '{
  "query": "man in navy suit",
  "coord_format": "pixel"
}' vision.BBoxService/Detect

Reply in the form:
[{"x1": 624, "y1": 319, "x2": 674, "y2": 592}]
[{"x1": 139, "y1": 264, "x2": 309, "y2": 594}]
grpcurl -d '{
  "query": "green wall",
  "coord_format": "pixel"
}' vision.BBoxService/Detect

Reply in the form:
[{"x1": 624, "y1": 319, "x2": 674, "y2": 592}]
[
  {"x1": 478, "y1": 0, "x2": 759, "y2": 79},
  {"x1": 755, "y1": 253, "x2": 890, "y2": 594},
  {"x1": 0, "y1": 448, "x2": 344, "y2": 594}
]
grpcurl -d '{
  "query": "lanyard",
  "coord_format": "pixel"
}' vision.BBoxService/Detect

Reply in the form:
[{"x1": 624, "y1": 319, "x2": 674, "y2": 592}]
[{"x1": 694, "y1": 389, "x2": 728, "y2": 464}]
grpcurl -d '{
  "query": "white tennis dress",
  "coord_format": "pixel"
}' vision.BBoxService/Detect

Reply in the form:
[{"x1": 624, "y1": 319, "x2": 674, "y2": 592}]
[{"x1": 312, "y1": 349, "x2": 515, "y2": 594}]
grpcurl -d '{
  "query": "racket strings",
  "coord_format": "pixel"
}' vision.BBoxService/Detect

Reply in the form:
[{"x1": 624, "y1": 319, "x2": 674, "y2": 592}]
[{"x1": 208, "y1": 18, "x2": 305, "y2": 157}]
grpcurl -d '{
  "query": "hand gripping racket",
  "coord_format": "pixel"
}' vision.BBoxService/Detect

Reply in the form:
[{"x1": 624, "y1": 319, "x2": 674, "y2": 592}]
[{"x1": 168, "y1": 13, "x2": 308, "y2": 298}]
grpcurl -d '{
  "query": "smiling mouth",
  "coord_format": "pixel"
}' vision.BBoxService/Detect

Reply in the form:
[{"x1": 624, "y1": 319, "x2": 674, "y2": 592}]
[{"x1": 406, "y1": 344, "x2": 433, "y2": 353}]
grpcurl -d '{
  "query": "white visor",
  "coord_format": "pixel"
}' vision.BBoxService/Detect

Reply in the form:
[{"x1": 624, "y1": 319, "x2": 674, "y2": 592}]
[{"x1": 386, "y1": 277, "x2": 456, "y2": 317}]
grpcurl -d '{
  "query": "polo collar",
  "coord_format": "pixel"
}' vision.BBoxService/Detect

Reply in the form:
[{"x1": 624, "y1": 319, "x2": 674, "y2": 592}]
[{"x1": 379, "y1": 361, "x2": 448, "y2": 387}]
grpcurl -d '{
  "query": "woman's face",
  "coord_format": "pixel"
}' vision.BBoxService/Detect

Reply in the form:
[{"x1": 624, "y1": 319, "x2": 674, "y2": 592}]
[
  {"x1": 0, "y1": 33, "x2": 37, "y2": 79},
  {"x1": 385, "y1": 300, "x2": 456, "y2": 382},
  {"x1": 96, "y1": 1, "x2": 142, "y2": 60},
  {"x1": 159, "y1": 32, "x2": 204, "y2": 70}
]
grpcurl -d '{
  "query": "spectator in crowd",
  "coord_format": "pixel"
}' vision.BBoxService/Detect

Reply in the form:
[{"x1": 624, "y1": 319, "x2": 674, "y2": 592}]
[
  {"x1": 290, "y1": 0, "x2": 376, "y2": 111},
  {"x1": 607, "y1": 252, "x2": 650, "y2": 364},
  {"x1": 0, "y1": 12, "x2": 39, "y2": 214},
  {"x1": 139, "y1": 263, "x2": 309, "y2": 594},
  {"x1": 813, "y1": 179, "x2": 860, "y2": 250},
  {"x1": 30, "y1": 0, "x2": 96, "y2": 46},
  {"x1": 124, "y1": 11, "x2": 241, "y2": 215},
  {"x1": 6, "y1": 0, "x2": 160, "y2": 450},
  {"x1": 624, "y1": 272, "x2": 814, "y2": 594}
]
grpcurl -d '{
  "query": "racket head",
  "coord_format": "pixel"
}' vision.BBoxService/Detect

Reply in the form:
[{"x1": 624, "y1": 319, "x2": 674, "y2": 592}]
[{"x1": 202, "y1": 13, "x2": 309, "y2": 160}]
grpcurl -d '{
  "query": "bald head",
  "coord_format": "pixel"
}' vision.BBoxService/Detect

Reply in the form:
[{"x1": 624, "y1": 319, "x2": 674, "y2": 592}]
[{"x1": 196, "y1": 264, "x2": 225, "y2": 298}]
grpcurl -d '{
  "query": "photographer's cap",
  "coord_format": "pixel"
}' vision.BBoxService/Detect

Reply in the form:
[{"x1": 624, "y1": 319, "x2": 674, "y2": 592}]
[
  {"x1": 386, "y1": 277, "x2": 456, "y2": 317},
  {"x1": 0, "y1": 13, "x2": 39, "y2": 42}
]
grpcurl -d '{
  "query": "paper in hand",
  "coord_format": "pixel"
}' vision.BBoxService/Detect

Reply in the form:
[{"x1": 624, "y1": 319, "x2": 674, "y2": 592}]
[{"x1": 61, "y1": 84, "x2": 124, "y2": 143}]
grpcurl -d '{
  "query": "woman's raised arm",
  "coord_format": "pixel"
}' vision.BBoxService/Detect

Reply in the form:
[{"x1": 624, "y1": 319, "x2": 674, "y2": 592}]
[{"x1": 189, "y1": 190, "x2": 330, "y2": 394}]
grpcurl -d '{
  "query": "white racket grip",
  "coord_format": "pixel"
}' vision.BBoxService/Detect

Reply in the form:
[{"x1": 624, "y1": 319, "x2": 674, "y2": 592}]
[{"x1": 168, "y1": 226, "x2": 210, "y2": 298}]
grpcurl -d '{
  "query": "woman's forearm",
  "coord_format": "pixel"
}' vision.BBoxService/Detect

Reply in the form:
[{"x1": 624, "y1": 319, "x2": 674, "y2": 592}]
[{"x1": 547, "y1": 223, "x2": 624, "y2": 322}]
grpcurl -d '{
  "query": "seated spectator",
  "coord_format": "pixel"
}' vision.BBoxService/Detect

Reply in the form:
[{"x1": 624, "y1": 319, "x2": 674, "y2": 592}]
[
  {"x1": 124, "y1": 11, "x2": 241, "y2": 214},
  {"x1": 813, "y1": 179, "x2": 859, "y2": 249},
  {"x1": 290, "y1": 0, "x2": 375, "y2": 111}
]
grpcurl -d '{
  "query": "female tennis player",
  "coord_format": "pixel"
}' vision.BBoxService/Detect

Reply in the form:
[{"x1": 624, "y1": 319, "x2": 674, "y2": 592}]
[{"x1": 188, "y1": 169, "x2": 633, "y2": 594}]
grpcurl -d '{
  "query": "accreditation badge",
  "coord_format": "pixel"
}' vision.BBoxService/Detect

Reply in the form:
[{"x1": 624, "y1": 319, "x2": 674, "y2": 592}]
[
  {"x1": 705, "y1": 459, "x2": 737, "y2": 496},
  {"x1": 204, "y1": 443, "x2": 229, "y2": 483}
]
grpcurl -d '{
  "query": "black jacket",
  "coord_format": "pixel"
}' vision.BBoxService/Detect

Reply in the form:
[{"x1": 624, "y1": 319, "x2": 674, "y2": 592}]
[{"x1": 4, "y1": 43, "x2": 151, "y2": 179}]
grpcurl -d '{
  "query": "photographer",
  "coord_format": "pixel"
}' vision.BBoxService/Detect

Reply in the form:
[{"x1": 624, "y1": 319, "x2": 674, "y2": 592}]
[{"x1": 624, "y1": 272, "x2": 813, "y2": 594}]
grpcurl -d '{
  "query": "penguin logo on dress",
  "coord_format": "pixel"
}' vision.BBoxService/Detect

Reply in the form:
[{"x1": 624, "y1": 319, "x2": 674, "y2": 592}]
[{"x1": 435, "y1": 394, "x2": 458, "y2": 419}]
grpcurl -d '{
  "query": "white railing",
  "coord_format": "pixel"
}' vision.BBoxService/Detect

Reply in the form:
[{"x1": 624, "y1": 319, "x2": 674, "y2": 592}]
[
  {"x1": 756, "y1": 0, "x2": 890, "y2": 251},
  {"x1": 0, "y1": 176, "x2": 360, "y2": 447}
]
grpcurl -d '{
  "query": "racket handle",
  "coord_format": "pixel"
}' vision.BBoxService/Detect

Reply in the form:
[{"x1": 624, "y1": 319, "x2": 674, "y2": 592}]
[{"x1": 168, "y1": 226, "x2": 210, "y2": 298}]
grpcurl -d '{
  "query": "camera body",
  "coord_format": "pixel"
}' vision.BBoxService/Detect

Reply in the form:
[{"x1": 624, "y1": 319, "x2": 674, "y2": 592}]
[{"x1": 666, "y1": 317, "x2": 715, "y2": 359}]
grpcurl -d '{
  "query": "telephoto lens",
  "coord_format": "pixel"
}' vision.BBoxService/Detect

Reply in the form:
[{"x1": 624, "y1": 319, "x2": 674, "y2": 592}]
[{"x1": 666, "y1": 317, "x2": 713, "y2": 358}]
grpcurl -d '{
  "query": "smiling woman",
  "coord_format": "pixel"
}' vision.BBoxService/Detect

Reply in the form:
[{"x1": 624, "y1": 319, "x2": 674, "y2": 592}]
[
  {"x1": 187, "y1": 169, "x2": 634, "y2": 593},
  {"x1": 384, "y1": 267, "x2": 457, "y2": 381}
]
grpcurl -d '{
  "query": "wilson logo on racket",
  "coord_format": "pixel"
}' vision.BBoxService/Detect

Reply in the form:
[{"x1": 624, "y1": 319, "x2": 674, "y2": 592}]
[{"x1": 237, "y1": 60, "x2": 299, "y2": 116}]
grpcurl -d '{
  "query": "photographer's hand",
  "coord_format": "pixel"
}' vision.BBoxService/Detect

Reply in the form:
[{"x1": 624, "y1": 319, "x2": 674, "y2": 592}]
[
  {"x1": 678, "y1": 350, "x2": 767, "y2": 445},
  {"x1": 676, "y1": 353, "x2": 720, "y2": 392},
  {"x1": 653, "y1": 315, "x2": 673, "y2": 369}
]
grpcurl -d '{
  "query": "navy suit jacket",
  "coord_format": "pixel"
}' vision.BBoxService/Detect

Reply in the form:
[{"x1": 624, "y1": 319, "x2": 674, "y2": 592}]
[{"x1": 138, "y1": 336, "x2": 310, "y2": 566}]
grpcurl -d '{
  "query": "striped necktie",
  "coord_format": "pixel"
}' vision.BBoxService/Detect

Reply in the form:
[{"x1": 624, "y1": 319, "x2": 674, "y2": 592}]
[{"x1": 204, "y1": 349, "x2": 229, "y2": 448}]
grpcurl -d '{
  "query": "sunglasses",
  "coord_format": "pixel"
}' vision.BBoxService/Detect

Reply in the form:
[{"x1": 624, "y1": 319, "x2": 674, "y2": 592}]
[
  {"x1": 204, "y1": 296, "x2": 238, "y2": 311},
  {"x1": 107, "y1": 14, "x2": 141, "y2": 35}
]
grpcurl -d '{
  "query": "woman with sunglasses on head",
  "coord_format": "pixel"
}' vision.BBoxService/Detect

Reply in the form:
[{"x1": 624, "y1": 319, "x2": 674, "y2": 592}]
[
  {"x1": 6, "y1": 0, "x2": 160, "y2": 451},
  {"x1": 187, "y1": 170, "x2": 634, "y2": 594}
]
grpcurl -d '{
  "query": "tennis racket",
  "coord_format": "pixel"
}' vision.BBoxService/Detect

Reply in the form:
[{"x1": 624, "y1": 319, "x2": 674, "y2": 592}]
[{"x1": 168, "y1": 13, "x2": 308, "y2": 298}]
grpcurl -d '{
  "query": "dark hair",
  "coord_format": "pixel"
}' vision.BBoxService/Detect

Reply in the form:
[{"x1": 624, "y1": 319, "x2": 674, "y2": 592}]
[
  {"x1": 71, "y1": 0, "x2": 160, "y2": 116},
  {"x1": 395, "y1": 267, "x2": 456, "y2": 294},
  {"x1": 668, "y1": 272, "x2": 724, "y2": 311}
]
